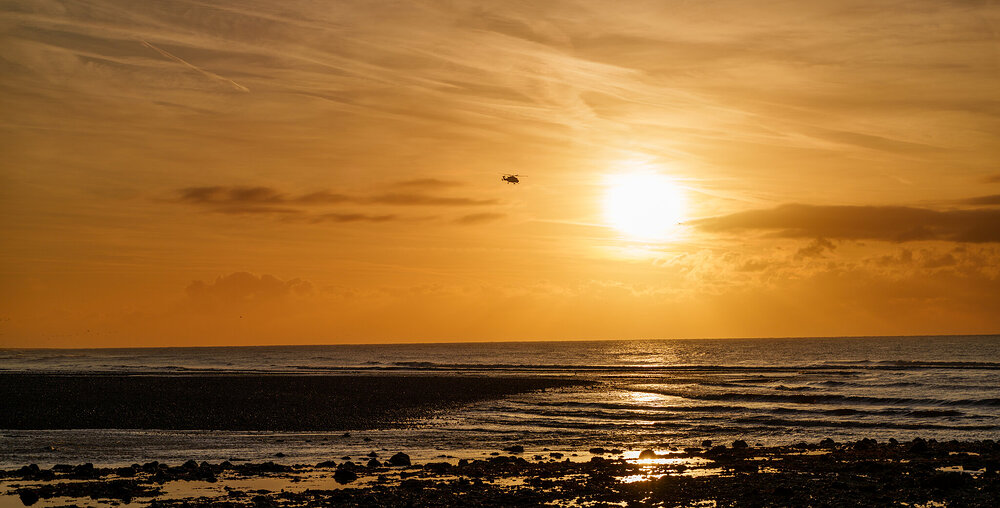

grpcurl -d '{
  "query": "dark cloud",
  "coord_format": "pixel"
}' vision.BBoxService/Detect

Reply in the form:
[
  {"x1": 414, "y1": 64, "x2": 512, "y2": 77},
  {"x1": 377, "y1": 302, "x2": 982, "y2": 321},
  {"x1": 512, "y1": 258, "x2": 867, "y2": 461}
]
[
  {"x1": 961, "y1": 194, "x2": 1000, "y2": 206},
  {"x1": 175, "y1": 186, "x2": 494, "y2": 207},
  {"x1": 455, "y1": 212, "x2": 506, "y2": 224},
  {"x1": 692, "y1": 204, "x2": 1000, "y2": 243},
  {"x1": 984, "y1": 174, "x2": 1000, "y2": 184}
]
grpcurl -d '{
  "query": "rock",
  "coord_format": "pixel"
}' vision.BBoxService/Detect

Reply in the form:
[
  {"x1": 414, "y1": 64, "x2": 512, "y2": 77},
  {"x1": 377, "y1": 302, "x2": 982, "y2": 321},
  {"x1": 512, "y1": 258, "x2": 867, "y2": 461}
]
[
  {"x1": 17, "y1": 489, "x2": 39, "y2": 506},
  {"x1": 363, "y1": 437, "x2": 372, "y2": 442},
  {"x1": 701, "y1": 440, "x2": 713, "y2": 447},
  {"x1": 332, "y1": 469, "x2": 357, "y2": 484},
  {"x1": 819, "y1": 438, "x2": 836, "y2": 448},
  {"x1": 732, "y1": 440, "x2": 749, "y2": 449},
  {"x1": 549, "y1": 452, "x2": 563, "y2": 459},
  {"x1": 274, "y1": 452, "x2": 285, "y2": 458},
  {"x1": 424, "y1": 462, "x2": 450, "y2": 473},
  {"x1": 183, "y1": 459, "x2": 199, "y2": 469},
  {"x1": 342, "y1": 432, "x2": 351, "y2": 438},
  {"x1": 341, "y1": 456, "x2": 351, "y2": 460},
  {"x1": 609, "y1": 449, "x2": 623, "y2": 455},
  {"x1": 366, "y1": 458, "x2": 381, "y2": 468},
  {"x1": 638, "y1": 449, "x2": 657, "y2": 460},
  {"x1": 504, "y1": 445, "x2": 525, "y2": 453},
  {"x1": 337, "y1": 461, "x2": 357, "y2": 472},
  {"x1": 315, "y1": 460, "x2": 337, "y2": 468},
  {"x1": 589, "y1": 447, "x2": 607, "y2": 454},
  {"x1": 458, "y1": 459, "x2": 469, "y2": 467},
  {"x1": 367, "y1": 451, "x2": 378, "y2": 458},
  {"x1": 910, "y1": 437, "x2": 929, "y2": 454},
  {"x1": 389, "y1": 452, "x2": 411, "y2": 467}
]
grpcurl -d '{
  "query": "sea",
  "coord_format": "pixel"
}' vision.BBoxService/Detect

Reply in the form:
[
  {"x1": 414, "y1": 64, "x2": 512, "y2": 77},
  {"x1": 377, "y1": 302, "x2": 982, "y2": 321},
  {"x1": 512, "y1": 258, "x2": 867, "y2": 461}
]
[{"x1": 2, "y1": 335, "x2": 999, "y2": 469}]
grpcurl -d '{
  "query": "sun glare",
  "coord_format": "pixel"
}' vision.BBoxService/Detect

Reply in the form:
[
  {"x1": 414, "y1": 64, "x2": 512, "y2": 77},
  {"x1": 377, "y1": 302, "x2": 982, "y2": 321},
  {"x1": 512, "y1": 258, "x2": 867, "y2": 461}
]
[{"x1": 603, "y1": 173, "x2": 686, "y2": 241}]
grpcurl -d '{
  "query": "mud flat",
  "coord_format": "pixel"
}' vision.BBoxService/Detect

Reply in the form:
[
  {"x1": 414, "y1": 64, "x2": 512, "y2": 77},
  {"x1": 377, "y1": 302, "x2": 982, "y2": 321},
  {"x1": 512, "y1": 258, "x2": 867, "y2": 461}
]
[{"x1": 0, "y1": 373, "x2": 589, "y2": 430}]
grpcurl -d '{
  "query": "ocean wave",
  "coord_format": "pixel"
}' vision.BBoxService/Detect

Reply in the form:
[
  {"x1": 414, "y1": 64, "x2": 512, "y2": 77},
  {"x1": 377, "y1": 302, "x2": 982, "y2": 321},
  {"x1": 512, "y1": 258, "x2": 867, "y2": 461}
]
[{"x1": 630, "y1": 388, "x2": 1000, "y2": 407}]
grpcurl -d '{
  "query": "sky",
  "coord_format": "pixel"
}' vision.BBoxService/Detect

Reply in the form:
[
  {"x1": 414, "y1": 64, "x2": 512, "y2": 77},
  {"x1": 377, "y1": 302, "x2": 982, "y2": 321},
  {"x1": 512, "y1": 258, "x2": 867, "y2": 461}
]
[{"x1": 1, "y1": 0, "x2": 999, "y2": 347}]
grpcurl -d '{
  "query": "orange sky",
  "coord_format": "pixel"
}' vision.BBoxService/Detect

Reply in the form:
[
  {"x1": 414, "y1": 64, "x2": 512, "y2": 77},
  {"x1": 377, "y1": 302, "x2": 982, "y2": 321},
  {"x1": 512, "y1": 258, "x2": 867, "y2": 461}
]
[{"x1": 2, "y1": 0, "x2": 999, "y2": 347}]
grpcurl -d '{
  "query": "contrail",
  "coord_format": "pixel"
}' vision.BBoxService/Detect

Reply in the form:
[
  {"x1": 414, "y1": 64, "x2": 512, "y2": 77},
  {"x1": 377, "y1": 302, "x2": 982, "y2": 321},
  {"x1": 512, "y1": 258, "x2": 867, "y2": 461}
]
[{"x1": 141, "y1": 40, "x2": 249, "y2": 93}]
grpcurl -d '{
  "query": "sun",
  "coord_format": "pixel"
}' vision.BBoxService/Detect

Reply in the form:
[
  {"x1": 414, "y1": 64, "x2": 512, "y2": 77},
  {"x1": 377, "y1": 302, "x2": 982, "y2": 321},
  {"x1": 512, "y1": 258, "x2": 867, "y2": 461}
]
[{"x1": 603, "y1": 172, "x2": 686, "y2": 241}]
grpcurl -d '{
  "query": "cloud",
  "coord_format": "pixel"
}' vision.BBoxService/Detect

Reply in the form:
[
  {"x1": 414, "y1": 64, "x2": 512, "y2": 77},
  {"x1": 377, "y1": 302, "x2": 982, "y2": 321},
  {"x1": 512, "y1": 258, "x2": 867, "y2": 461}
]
[
  {"x1": 984, "y1": 175, "x2": 1000, "y2": 184},
  {"x1": 185, "y1": 272, "x2": 313, "y2": 304},
  {"x1": 367, "y1": 193, "x2": 497, "y2": 206},
  {"x1": 455, "y1": 212, "x2": 506, "y2": 224},
  {"x1": 175, "y1": 186, "x2": 495, "y2": 207},
  {"x1": 794, "y1": 238, "x2": 836, "y2": 260},
  {"x1": 172, "y1": 185, "x2": 498, "y2": 222},
  {"x1": 391, "y1": 179, "x2": 465, "y2": 189},
  {"x1": 961, "y1": 195, "x2": 1000, "y2": 206},
  {"x1": 692, "y1": 204, "x2": 1000, "y2": 243},
  {"x1": 310, "y1": 213, "x2": 398, "y2": 223}
]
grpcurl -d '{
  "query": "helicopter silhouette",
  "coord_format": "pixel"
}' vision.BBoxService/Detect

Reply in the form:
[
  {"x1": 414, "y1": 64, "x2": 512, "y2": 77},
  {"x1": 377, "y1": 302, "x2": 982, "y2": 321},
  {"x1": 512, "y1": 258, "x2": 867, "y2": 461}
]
[{"x1": 501, "y1": 174, "x2": 520, "y2": 184}]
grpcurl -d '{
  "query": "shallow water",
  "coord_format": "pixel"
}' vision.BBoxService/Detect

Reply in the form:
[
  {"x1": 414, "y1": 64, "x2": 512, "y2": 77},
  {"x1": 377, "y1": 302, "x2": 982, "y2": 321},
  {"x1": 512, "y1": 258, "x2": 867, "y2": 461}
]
[{"x1": 2, "y1": 336, "x2": 999, "y2": 468}]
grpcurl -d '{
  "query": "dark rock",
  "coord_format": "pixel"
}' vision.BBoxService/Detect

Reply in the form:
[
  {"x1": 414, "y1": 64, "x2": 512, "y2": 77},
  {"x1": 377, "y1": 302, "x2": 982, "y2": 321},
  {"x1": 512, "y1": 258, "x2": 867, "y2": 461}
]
[
  {"x1": 911, "y1": 437, "x2": 929, "y2": 454},
  {"x1": 363, "y1": 437, "x2": 372, "y2": 442},
  {"x1": 183, "y1": 459, "x2": 199, "y2": 469},
  {"x1": 389, "y1": 452, "x2": 411, "y2": 467},
  {"x1": 589, "y1": 447, "x2": 606, "y2": 454},
  {"x1": 17, "y1": 489, "x2": 39, "y2": 506},
  {"x1": 367, "y1": 451, "x2": 378, "y2": 457},
  {"x1": 115, "y1": 466, "x2": 137, "y2": 477},
  {"x1": 549, "y1": 452, "x2": 564, "y2": 459},
  {"x1": 638, "y1": 449, "x2": 657, "y2": 460},
  {"x1": 819, "y1": 438, "x2": 836, "y2": 448},
  {"x1": 609, "y1": 449, "x2": 623, "y2": 455},
  {"x1": 342, "y1": 432, "x2": 351, "y2": 437},
  {"x1": 458, "y1": 459, "x2": 469, "y2": 467},
  {"x1": 274, "y1": 452, "x2": 285, "y2": 458},
  {"x1": 424, "y1": 462, "x2": 450, "y2": 473},
  {"x1": 332, "y1": 469, "x2": 357, "y2": 484},
  {"x1": 504, "y1": 445, "x2": 525, "y2": 453},
  {"x1": 366, "y1": 458, "x2": 381, "y2": 468},
  {"x1": 701, "y1": 440, "x2": 713, "y2": 447},
  {"x1": 732, "y1": 440, "x2": 749, "y2": 449}
]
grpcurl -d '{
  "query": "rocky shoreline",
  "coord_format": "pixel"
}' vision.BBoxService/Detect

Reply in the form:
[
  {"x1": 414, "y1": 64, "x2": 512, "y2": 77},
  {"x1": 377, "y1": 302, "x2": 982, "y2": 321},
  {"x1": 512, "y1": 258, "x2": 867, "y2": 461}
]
[{"x1": 4, "y1": 438, "x2": 999, "y2": 507}]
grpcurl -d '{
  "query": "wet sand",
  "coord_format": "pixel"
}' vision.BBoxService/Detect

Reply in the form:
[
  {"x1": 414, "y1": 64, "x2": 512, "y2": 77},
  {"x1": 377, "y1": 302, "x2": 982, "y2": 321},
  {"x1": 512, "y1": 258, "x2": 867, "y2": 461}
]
[
  {"x1": 3, "y1": 438, "x2": 998, "y2": 507},
  {"x1": 0, "y1": 374, "x2": 588, "y2": 430}
]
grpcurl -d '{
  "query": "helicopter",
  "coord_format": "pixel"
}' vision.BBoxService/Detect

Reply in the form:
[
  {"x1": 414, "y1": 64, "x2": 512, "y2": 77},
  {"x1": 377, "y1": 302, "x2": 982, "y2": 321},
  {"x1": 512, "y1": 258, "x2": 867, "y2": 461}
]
[{"x1": 501, "y1": 174, "x2": 520, "y2": 184}]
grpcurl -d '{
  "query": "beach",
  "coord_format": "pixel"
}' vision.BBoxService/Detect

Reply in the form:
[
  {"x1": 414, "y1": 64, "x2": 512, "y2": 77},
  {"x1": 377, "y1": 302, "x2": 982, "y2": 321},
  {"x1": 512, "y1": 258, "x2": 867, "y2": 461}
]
[
  {"x1": 4, "y1": 438, "x2": 998, "y2": 507},
  {"x1": 3, "y1": 338, "x2": 1000, "y2": 506}
]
